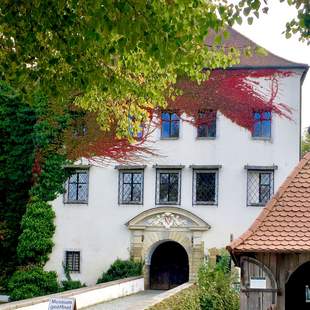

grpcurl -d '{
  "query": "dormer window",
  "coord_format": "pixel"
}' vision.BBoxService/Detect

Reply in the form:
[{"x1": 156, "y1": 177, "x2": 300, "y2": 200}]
[
  {"x1": 161, "y1": 112, "x2": 180, "y2": 139},
  {"x1": 252, "y1": 111, "x2": 271, "y2": 139}
]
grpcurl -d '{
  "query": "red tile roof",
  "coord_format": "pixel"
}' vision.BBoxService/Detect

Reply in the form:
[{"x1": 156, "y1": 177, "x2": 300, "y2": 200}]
[
  {"x1": 228, "y1": 152, "x2": 310, "y2": 253},
  {"x1": 205, "y1": 27, "x2": 308, "y2": 69}
]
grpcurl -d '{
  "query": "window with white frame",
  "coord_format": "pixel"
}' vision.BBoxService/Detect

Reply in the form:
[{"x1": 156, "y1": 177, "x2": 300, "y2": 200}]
[
  {"x1": 156, "y1": 170, "x2": 181, "y2": 204},
  {"x1": 65, "y1": 251, "x2": 80, "y2": 272},
  {"x1": 193, "y1": 170, "x2": 218, "y2": 205},
  {"x1": 119, "y1": 170, "x2": 143, "y2": 204},
  {"x1": 66, "y1": 169, "x2": 89, "y2": 203},
  {"x1": 247, "y1": 170, "x2": 274, "y2": 206}
]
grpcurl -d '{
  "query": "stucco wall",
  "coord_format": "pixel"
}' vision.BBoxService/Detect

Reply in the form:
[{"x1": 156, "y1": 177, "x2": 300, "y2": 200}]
[{"x1": 45, "y1": 70, "x2": 303, "y2": 285}]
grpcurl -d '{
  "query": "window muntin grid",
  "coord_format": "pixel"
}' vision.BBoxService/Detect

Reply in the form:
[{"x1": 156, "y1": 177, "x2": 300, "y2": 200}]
[
  {"x1": 247, "y1": 170, "x2": 274, "y2": 206},
  {"x1": 65, "y1": 251, "x2": 80, "y2": 272},
  {"x1": 156, "y1": 170, "x2": 181, "y2": 204},
  {"x1": 252, "y1": 111, "x2": 271, "y2": 138},
  {"x1": 193, "y1": 170, "x2": 218, "y2": 205},
  {"x1": 119, "y1": 171, "x2": 143, "y2": 204},
  {"x1": 197, "y1": 110, "x2": 217, "y2": 138},
  {"x1": 161, "y1": 112, "x2": 180, "y2": 138},
  {"x1": 67, "y1": 170, "x2": 88, "y2": 203}
]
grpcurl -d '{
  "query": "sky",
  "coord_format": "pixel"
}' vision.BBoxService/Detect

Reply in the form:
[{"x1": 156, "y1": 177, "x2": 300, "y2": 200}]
[{"x1": 233, "y1": 1, "x2": 310, "y2": 134}]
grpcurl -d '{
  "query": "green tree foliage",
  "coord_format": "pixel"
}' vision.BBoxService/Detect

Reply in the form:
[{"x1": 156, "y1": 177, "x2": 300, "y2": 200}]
[
  {"x1": 198, "y1": 254, "x2": 239, "y2": 310},
  {"x1": 16, "y1": 200, "x2": 56, "y2": 266},
  {"x1": 0, "y1": 1, "x2": 239, "y2": 139},
  {"x1": 1, "y1": 1, "x2": 306, "y2": 140},
  {"x1": 0, "y1": 81, "x2": 36, "y2": 290},
  {"x1": 281, "y1": 0, "x2": 309, "y2": 43},
  {"x1": 7, "y1": 266, "x2": 59, "y2": 301},
  {"x1": 3, "y1": 91, "x2": 73, "y2": 297},
  {"x1": 302, "y1": 127, "x2": 310, "y2": 156},
  {"x1": 236, "y1": 1, "x2": 309, "y2": 44},
  {"x1": 30, "y1": 154, "x2": 69, "y2": 202},
  {"x1": 97, "y1": 259, "x2": 143, "y2": 284}
]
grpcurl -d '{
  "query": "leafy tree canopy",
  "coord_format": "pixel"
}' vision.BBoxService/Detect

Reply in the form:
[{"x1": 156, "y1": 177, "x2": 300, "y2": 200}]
[
  {"x1": 0, "y1": 0, "x2": 308, "y2": 140},
  {"x1": 302, "y1": 127, "x2": 310, "y2": 156}
]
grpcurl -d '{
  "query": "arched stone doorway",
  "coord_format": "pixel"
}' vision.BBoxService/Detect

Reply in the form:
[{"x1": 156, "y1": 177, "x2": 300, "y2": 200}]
[
  {"x1": 150, "y1": 241, "x2": 189, "y2": 290},
  {"x1": 286, "y1": 261, "x2": 310, "y2": 310},
  {"x1": 126, "y1": 207, "x2": 210, "y2": 288}
]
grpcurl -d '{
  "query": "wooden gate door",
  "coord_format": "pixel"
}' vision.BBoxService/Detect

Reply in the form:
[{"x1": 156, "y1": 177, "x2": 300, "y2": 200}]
[{"x1": 150, "y1": 241, "x2": 189, "y2": 290}]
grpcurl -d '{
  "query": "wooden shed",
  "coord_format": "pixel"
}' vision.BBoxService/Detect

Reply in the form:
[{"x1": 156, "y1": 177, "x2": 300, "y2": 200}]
[{"x1": 228, "y1": 153, "x2": 310, "y2": 310}]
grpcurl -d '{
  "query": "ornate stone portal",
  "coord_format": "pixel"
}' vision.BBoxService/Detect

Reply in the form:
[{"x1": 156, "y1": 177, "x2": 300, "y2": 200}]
[{"x1": 126, "y1": 207, "x2": 210, "y2": 288}]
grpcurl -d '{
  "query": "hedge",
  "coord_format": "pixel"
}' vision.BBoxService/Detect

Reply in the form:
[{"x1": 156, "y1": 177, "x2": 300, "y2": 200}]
[
  {"x1": 97, "y1": 259, "x2": 143, "y2": 284},
  {"x1": 8, "y1": 266, "x2": 59, "y2": 301},
  {"x1": 16, "y1": 200, "x2": 55, "y2": 266}
]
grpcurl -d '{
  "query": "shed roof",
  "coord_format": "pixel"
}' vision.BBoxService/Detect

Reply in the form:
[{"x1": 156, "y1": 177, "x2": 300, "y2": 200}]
[
  {"x1": 228, "y1": 152, "x2": 310, "y2": 253},
  {"x1": 205, "y1": 27, "x2": 308, "y2": 69}
]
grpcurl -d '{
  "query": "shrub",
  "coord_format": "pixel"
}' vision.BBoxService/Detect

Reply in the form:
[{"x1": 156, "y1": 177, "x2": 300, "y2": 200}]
[
  {"x1": 8, "y1": 266, "x2": 59, "y2": 301},
  {"x1": 97, "y1": 259, "x2": 143, "y2": 284},
  {"x1": 148, "y1": 286, "x2": 200, "y2": 310},
  {"x1": 198, "y1": 253, "x2": 239, "y2": 310},
  {"x1": 16, "y1": 200, "x2": 55, "y2": 266},
  {"x1": 61, "y1": 280, "x2": 86, "y2": 291},
  {"x1": 60, "y1": 262, "x2": 86, "y2": 291}
]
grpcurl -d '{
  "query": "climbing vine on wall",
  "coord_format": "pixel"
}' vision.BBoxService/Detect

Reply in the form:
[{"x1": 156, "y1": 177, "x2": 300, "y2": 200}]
[
  {"x1": 7, "y1": 92, "x2": 73, "y2": 300},
  {"x1": 0, "y1": 82, "x2": 36, "y2": 290},
  {"x1": 64, "y1": 69, "x2": 292, "y2": 164},
  {"x1": 171, "y1": 69, "x2": 292, "y2": 129}
]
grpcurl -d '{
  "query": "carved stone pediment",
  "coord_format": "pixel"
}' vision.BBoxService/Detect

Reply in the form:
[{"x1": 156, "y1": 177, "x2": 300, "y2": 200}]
[
  {"x1": 126, "y1": 207, "x2": 210, "y2": 231},
  {"x1": 146, "y1": 212, "x2": 188, "y2": 228}
]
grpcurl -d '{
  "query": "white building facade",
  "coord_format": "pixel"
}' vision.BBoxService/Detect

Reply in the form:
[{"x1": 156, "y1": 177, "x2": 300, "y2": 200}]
[{"x1": 45, "y1": 30, "x2": 308, "y2": 288}]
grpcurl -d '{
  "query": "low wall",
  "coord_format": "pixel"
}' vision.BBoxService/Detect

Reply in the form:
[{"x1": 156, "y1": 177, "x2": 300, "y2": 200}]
[{"x1": 0, "y1": 276, "x2": 144, "y2": 310}]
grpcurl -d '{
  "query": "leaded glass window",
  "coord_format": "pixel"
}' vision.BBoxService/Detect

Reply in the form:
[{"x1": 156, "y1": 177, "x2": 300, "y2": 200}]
[
  {"x1": 65, "y1": 251, "x2": 80, "y2": 272},
  {"x1": 156, "y1": 170, "x2": 181, "y2": 204},
  {"x1": 197, "y1": 111, "x2": 216, "y2": 138},
  {"x1": 252, "y1": 111, "x2": 271, "y2": 138},
  {"x1": 247, "y1": 170, "x2": 274, "y2": 206},
  {"x1": 193, "y1": 170, "x2": 218, "y2": 205},
  {"x1": 119, "y1": 171, "x2": 143, "y2": 204},
  {"x1": 161, "y1": 112, "x2": 180, "y2": 138},
  {"x1": 67, "y1": 170, "x2": 88, "y2": 203}
]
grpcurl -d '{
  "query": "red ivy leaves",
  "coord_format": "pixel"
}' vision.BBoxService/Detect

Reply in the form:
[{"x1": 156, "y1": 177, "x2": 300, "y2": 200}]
[
  {"x1": 65, "y1": 69, "x2": 293, "y2": 163},
  {"x1": 171, "y1": 69, "x2": 292, "y2": 131}
]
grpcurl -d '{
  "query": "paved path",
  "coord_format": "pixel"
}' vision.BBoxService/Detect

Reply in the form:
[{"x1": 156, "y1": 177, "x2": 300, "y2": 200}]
[{"x1": 86, "y1": 290, "x2": 164, "y2": 310}]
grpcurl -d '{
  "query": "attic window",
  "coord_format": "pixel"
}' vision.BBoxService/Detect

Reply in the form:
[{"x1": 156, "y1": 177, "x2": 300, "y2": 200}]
[
  {"x1": 197, "y1": 110, "x2": 217, "y2": 138},
  {"x1": 161, "y1": 112, "x2": 180, "y2": 139},
  {"x1": 252, "y1": 111, "x2": 271, "y2": 139}
]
